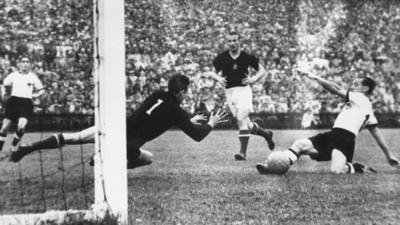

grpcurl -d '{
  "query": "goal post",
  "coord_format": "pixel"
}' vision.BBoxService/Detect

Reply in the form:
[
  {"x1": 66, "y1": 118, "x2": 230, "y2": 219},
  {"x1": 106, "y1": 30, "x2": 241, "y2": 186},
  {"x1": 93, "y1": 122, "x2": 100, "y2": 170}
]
[{"x1": 93, "y1": 0, "x2": 128, "y2": 223}]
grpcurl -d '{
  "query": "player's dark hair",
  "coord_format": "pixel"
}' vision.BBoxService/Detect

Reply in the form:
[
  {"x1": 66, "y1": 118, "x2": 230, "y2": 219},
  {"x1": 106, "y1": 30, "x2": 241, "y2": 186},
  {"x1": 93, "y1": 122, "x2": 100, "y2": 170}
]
[
  {"x1": 18, "y1": 55, "x2": 30, "y2": 62},
  {"x1": 168, "y1": 74, "x2": 190, "y2": 94},
  {"x1": 361, "y1": 77, "x2": 376, "y2": 95},
  {"x1": 227, "y1": 31, "x2": 240, "y2": 39}
]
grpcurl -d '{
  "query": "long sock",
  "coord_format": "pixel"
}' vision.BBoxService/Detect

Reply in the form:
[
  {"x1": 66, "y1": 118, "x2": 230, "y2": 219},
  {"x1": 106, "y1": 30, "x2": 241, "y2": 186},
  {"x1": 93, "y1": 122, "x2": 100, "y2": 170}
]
[
  {"x1": 346, "y1": 162, "x2": 355, "y2": 174},
  {"x1": 287, "y1": 148, "x2": 299, "y2": 165},
  {"x1": 239, "y1": 130, "x2": 250, "y2": 155},
  {"x1": 0, "y1": 132, "x2": 6, "y2": 150},
  {"x1": 250, "y1": 122, "x2": 269, "y2": 137},
  {"x1": 12, "y1": 131, "x2": 24, "y2": 146},
  {"x1": 30, "y1": 134, "x2": 65, "y2": 151}
]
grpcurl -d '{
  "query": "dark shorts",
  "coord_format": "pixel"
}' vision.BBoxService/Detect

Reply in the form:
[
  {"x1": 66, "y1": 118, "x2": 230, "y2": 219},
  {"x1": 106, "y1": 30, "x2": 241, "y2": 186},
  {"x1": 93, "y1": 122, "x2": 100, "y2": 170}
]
[
  {"x1": 308, "y1": 128, "x2": 356, "y2": 162},
  {"x1": 4, "y1": 96, "x2": 34, "y2": 121}
]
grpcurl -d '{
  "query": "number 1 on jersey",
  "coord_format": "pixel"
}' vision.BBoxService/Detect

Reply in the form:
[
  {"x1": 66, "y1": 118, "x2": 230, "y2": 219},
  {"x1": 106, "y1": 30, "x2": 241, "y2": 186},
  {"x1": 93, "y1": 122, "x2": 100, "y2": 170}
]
[{"x1": 146, "y1": 99, "x2": 163, "y2": 115}]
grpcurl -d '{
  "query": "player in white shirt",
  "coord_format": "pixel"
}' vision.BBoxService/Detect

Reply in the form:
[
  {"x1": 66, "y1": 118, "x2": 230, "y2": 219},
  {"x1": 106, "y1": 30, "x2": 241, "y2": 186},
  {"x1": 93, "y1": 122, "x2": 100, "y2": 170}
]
[
  {"x1": 0, "y1": 56, "x2": 44, "y2": 151},
  {"x1": 257, "y1": 73, "x2": 399, "y2": 174}
]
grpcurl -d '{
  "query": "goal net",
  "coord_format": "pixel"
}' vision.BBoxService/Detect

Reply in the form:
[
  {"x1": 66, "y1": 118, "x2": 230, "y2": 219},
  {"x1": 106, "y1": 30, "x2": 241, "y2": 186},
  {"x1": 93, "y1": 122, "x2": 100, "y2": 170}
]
[{"x1": 0, "y1": 0, "x2": 128, "y2": 224}]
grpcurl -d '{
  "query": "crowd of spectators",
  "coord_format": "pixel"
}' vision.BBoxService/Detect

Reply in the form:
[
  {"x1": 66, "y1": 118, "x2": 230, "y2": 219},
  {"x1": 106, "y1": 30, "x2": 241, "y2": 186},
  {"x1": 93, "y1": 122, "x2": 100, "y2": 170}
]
[
  {"x1": 1, "y1": 0, "x2": 400, "y2": 117},
  {"x1": 0, "y1": 0, "x2": 93, "y2": 114}
]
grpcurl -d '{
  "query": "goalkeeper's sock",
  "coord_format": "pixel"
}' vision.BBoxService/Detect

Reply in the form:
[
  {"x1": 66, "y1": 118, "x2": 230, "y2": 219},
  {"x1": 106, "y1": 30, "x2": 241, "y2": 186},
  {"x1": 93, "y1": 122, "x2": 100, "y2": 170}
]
[{"x1": 30, "y1": 134, "x2": 65, "y2": 151}]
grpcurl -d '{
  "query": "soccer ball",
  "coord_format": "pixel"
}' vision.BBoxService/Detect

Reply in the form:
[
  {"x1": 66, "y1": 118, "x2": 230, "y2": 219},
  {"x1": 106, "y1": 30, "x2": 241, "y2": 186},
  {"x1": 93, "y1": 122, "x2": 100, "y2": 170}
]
[{"x1": 265, "y1": 151, "x2": 291, "y2": 174}]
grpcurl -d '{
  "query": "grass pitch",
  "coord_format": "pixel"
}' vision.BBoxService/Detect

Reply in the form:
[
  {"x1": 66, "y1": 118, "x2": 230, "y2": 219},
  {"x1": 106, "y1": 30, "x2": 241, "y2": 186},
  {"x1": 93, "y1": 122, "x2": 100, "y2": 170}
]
[{"x1": 1, "y1": 129, "x2": 400, "y2": 224}]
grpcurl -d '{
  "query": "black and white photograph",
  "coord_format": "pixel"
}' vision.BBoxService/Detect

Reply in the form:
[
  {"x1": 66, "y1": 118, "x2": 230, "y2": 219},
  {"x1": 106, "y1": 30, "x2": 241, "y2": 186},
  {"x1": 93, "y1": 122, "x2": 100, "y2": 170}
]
[{"x1": 0, "y1": 0, "x2": 400, "y2": 224}]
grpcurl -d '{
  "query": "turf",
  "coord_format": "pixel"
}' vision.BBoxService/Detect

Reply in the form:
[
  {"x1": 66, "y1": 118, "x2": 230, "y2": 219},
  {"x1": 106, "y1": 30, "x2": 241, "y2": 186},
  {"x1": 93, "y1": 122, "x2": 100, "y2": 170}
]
[{"x1": 1, "y1": 129, "x2": 400, "y2": 225}]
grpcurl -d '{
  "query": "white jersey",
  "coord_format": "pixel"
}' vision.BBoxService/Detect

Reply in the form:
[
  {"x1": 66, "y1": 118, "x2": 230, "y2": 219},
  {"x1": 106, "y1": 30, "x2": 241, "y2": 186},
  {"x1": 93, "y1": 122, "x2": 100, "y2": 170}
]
[
  {"x1": 333, "y1": 91, "x2": 378, "y2": 136},
  {"x1": 3, "y1": 71, "x2": 43, "y2": 99}
]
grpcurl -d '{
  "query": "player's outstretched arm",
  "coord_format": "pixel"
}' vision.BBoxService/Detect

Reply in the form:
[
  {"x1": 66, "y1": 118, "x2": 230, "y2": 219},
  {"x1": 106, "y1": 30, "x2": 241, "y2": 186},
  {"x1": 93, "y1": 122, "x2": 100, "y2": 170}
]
[
  {"x1": 207, "y1": 109, "x2": 228, "y2": 128},
  {"x1": 304, "y1": 72, "x2": 347, "y2": 99},
  {"x1": 190, "y1": 114, "x2": 207, "y2": 125},
  {"x1": 367, "y1": 125, "x2": 400, "y2": 167},
  {"x1": 176, "y1": 108, "x2": 227, "y2": 142}
]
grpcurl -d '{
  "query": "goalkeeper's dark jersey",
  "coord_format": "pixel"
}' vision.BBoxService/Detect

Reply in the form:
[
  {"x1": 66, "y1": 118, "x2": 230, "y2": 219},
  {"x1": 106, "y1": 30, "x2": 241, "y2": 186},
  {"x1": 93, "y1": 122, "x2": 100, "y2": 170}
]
[
  {"x1": 126, "y1": 90, "x2": 212, "y2": 142},
  {"x1": 213, "y1": 50, "x2": 259, "y2": 88}
]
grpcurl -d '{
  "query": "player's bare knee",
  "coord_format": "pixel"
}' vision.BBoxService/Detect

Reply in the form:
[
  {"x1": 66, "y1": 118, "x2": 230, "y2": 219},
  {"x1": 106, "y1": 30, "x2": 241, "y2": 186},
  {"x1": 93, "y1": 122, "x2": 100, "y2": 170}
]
[
  {"x1": 236, "y1": 110, "x2": 250, "y2": 123},
  {"x1": 139, "y1": 149, "x2": 153, "y2": 165}
]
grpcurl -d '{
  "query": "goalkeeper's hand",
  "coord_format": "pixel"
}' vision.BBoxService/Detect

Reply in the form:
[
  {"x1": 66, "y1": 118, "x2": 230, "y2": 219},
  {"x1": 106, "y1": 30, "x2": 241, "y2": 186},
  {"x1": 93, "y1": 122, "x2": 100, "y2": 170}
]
[{"x1": 190, "y1": 114, "x2": 207, "y2": 125}]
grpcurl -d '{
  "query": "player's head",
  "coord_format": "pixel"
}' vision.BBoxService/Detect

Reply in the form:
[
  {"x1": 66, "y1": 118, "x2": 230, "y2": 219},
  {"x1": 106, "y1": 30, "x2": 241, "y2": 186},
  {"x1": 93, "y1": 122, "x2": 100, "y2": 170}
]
[
  {"x1": 226, "y1": 31, "x2": 240, "y2": 52},
  {"x1": 168, "y1": 74, "x2": 190, "y2": 103},
  {"x1": 350, "y1": 77, "x2": 376, "y2": 95},
  {"x1": 18, "y1": 56, "x2": 31, "y2": 73}
]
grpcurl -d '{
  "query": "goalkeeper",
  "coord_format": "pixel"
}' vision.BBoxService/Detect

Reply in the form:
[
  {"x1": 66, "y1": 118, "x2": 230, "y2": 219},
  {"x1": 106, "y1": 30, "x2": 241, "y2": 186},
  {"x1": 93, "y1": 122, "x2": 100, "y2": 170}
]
[{"x1": 9, "y1": 74, "x2": 227, "y2": 169}]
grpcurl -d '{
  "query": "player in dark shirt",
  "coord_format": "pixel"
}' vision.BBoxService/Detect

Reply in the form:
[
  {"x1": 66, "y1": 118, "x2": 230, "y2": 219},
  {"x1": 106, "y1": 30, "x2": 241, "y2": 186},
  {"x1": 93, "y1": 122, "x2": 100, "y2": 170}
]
[
  {"x1": 9, "y1": 74, "x2": 227, "y2": 169},
  {"x1": 207, "y1": 31, "x2": 275, "y2": 160}
]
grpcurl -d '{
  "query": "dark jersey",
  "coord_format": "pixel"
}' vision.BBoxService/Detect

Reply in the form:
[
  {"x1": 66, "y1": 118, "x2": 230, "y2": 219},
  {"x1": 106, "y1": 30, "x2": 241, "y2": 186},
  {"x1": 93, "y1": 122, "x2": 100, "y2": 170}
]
[
  {"x1": 126, "y1": 90, "x2": 212, "y2": 142},
  {"x1": 213, "y1": 50, "x2": 259, "y2": 88}
]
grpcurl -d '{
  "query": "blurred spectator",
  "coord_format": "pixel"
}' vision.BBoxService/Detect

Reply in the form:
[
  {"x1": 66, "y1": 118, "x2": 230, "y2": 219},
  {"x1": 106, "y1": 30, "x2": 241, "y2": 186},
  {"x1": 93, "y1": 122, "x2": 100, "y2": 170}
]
[
  {"x1": 1, "y1": 0, "x2": 400, "y2": 115},
  {"x1": 301, "y1": 107, "x2": 318, "y2": 128}
]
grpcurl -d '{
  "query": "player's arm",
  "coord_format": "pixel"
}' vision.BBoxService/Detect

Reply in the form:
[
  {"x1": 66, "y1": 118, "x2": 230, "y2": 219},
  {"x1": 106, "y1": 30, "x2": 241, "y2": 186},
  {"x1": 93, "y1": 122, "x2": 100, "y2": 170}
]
[
  {"x1": 190, "y1": 114, "x2": 207, "y2": 125},
  {"x1": 2, "y1": 74, "x2": 12, "y2": 101},
  {"x1": 242, "y1": 63, "x2": 266, "y2": 85},
  {"x1": 2, "y1": 85, "x2": 11, "y2": 100},
  {"x1": 33, "y1": 88, "x2": 45, "y2": 98},
  {"x1": 208, "y1": 56, "x2": 226, "y2": 86},
  {"x1": 175, "y1": 108, "x2": 227, "y2": 142},
  {"x1": 32, "y1": 76, "x2": 45, "y2": 98},
  {"x1": 305, "y1": 73, "x2": 347, "y2": 99},
  {"x1": 203, "y1": 69, "x2": 226, "y2": 86},
  {"x1": 367, "y1": 125, "x2": 400, "y2": 167}
]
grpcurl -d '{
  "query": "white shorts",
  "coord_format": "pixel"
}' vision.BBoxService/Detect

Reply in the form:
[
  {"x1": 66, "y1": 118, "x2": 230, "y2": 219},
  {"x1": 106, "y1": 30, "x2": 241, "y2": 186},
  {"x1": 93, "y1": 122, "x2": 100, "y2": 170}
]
[{"x1": 225, "y1": 86, "x2": 253, "y2": 120}]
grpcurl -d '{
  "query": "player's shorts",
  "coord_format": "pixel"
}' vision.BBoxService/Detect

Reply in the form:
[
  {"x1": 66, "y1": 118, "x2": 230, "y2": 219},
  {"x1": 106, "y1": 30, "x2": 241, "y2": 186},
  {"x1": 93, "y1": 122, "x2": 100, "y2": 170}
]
[
  {"x1": 4, "y1": 96, "x2": 34, "y2": 121},
  {"x1": 308, "y1": 128, "x2": 355, "y2": 162},
  {"x1": 225, "y1": 86, "x2": 253, "y2": 119}
]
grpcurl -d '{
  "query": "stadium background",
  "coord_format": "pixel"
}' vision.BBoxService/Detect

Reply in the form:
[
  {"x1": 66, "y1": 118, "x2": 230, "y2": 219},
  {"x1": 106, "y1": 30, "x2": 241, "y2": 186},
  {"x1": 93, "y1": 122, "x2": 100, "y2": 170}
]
[
  {"x1": 0, "y1": 0, "x2": 400, "y2": 129},
  {"x1": 1, "y1": 1, "x2": 400, "y2": 224}
]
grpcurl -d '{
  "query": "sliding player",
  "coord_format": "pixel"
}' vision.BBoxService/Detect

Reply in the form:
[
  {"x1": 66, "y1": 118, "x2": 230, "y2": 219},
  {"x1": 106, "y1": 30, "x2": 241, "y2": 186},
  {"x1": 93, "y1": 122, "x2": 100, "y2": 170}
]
[
  {"x1": 10, "y1": 74, "x2": 227, "y2": 169},
  {"x1": 257, "y1": 73, "x2": 399, "y2": 174}
]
